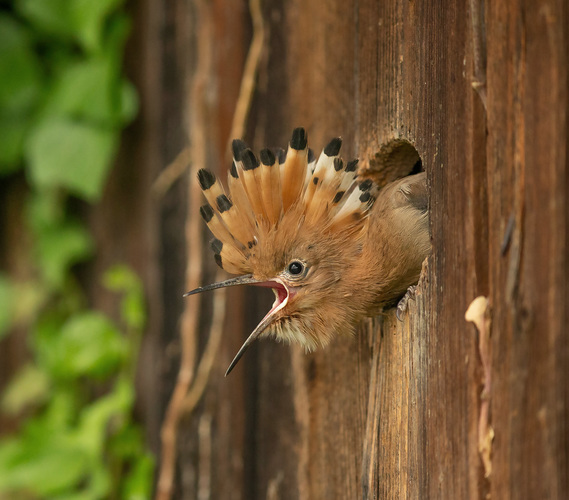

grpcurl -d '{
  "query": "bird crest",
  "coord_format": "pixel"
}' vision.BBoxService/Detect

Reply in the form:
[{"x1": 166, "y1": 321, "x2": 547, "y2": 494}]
[
  {"x1": 196, "y1": 128, "x2": 376, "y2": 274},
  {"x1": 187, "y1": 128, "x2": 377, "y2": 374}
]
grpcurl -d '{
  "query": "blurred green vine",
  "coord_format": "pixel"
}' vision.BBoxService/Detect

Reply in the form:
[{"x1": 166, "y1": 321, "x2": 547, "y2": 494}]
[{"x1": 0, "y1": 0, "x2": 153, "y2": 498}]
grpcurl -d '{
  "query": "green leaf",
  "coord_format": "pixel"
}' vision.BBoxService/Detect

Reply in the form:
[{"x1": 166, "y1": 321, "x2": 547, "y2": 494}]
[
  {"x1": 0, "y1": 275, "x2": 14, "y2": 340},
  {"x1": 33, "y1": 313, "x2": 64, "y2": 376},
  {"x1": 103, "y1": 265, "x2": 146, "y2": 330},
  {"x1": 41, "y1": 390, "x2": 78, "y2": 430},
  {"x1": 0, "y1": 364, "x2": 50, "y2": 415},
  {"x1": 8, "y1": 280, "x2": 50, "y2": 335},
  {"x1": 110, "y1": 424, "x2": 144, "y2": 458},
  {"x1": 70, "y1": 0, "x2": 126, "y2": 53},
  {"x1": 16, "y1": 0, "x2": 125, "y2": 53},
  {"x1": 34, "y1": 221, "x2": 93, "y2": 289},
  {"x1": 119, "y1": 79, "x2": 139, "y2": 124},
  {"x1": 43, "y1": 58, "x2": 127, "y2": 126},
  {"x1": 0, "y1": 15, "x2": 42, "y2": 173},
  {"x1": 0, "y1": 432, "x2": 89, "y2": 496},
  {"x1": 122, "y1": 292, "x2": 146, "y2": 331},
  {"x1": 77, "y1": 378, "x2": 133, "y2": 455},
  {"x1": 15, "y1": 0, "x2": 75, "y2": 39},
  {"x1": 26, "y1": 117, "x2": 118, "y2": 201},
  {"x1": 26, "y1": 191, "x2": 94, "y2": 290},
  {"x1": 36, "y1": 311, "x2": 126, "y2": 380},
  {"x1": 0, "y1": 14, "x2": 42, "y2": 114},
  {"x1": 0, "y1": 116, "x2": 28, "y2": 174},
  {"x1": 26, "y1": 188, "x2": 65, "y2": 230},
  {"x1": 103, "y1": 265, "x2": 139, "y2": 292},
  {"x1": 57, "y1": 312, "x2": 127, "y2": 379},
  {"x1": 122, "y1": 453, "x2": 155, "y2": 500}
]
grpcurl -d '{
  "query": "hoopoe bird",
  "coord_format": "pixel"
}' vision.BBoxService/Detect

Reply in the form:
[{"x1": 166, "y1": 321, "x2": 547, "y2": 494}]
[{"x1": 185, "y1": 128, "x2": 430, "y2": 375}]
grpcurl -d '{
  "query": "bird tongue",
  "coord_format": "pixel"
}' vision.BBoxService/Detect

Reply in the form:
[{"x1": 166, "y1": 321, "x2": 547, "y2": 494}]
[
  {"x1": 250, "y1": 280, "x2": 289, "y2": 310},
  {"x1": 182, "y1": 274, "x2": 292, "y2": 376},
  {"x1": 274, "y1": 285, "x2": 288, "y2": 305}
]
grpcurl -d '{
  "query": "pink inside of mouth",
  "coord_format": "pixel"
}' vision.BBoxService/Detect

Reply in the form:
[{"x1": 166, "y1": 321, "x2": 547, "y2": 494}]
[
  {"x1": 252, "y1": 280, "x2": 290, "y2": 312},
  {"x1": 274, "y1": 284, "x2": 288, "y2": 304}
]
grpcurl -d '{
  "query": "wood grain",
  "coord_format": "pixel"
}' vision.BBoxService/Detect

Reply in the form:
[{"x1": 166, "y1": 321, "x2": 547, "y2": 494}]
[{"x1": 115, "y1": 0, "x2": 569, "y2": 497}]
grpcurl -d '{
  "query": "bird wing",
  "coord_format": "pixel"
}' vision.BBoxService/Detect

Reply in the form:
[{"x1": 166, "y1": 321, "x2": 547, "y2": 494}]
[{"x1": 392, "y1": 172, "x2": 427, "y2": 213}]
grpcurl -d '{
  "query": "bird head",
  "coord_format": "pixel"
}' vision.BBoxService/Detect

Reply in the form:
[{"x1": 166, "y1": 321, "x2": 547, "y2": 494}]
[{"x1": 185, "y1": 128, "x2": 376, "y2": 374}]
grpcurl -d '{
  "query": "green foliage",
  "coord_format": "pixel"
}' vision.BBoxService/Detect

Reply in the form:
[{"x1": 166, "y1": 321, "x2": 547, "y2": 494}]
[
  {"x1": 0, "y1": 269, "x2": 153, "y2": 499},
  {"x1": 0, "y1": 275, "x2": 15, "y2": 341},
  {"x1": 27, "y1": 191, "x2": 94, "y2": 289},
  {"x1": 0, "y1": 378, "x2": 153, "y2": 499},
  {"x1": 0, "y1": 0, "x2": 153, "y2": 498},
  {"x1": 103, "y1": 265, "x2": 146, "y2": 333},
  {"x1": 0, "y1": 364, "x2": 50, "y2": 415},
  {"x1": 0, "y1": 14, "x2": 42, "y2": 173},
  {"x1": 27, "y1": 117, "x2": 118, "y2": 200},
  {"x1": 35, "y1": 311, "x2": 127, "y2": 380},
  {"x1": 15, "y1": 0, "x2": 126, "y2": 53}
]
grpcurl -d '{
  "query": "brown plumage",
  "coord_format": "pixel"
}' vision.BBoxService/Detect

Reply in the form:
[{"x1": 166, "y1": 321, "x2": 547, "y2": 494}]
[{"x1": 187, "y1": 128, "x2": 430, "y2": 375}]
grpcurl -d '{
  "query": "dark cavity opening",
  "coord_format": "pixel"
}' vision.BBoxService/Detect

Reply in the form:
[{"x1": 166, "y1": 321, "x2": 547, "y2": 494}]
[{"x1": 367, "y1": 139, "x2": 423, "y2": 188}]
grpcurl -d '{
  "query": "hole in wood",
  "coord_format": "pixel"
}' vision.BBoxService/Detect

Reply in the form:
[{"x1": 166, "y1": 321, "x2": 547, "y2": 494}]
[{"x1": 364, "y1": 139, "x2": 422, "y2": 188}]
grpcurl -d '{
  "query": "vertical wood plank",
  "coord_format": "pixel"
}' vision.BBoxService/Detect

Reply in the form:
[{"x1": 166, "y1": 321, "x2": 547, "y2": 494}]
[
  {"x1": 486, "y1": 0, "x2": 569, "y2": 498},
  {"x1": 150, "y1": 0, "x2": 569, "y2": 498}
]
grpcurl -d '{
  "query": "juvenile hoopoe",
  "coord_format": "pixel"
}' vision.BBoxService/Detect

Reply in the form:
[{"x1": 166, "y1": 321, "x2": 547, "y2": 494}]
[{"x1": 185, "y1": 128, "x2": 430, "y2": 375}]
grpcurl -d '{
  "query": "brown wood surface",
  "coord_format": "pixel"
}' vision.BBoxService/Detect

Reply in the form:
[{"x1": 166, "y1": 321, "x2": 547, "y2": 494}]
[{"x1": 38, "y1": 0, "x2": 565, "y2": 498}]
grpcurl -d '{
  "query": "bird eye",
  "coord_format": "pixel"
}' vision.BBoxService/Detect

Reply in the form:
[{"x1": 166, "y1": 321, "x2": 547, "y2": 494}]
[{"x1": 287, "y1": 261, "x2": 304, "y2": 276}]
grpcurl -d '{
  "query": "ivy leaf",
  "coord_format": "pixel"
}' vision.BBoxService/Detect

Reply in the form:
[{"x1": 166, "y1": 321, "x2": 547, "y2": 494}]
[
  {"x1": 119, "y1": 79, "x2": 139, "y2": 125},
  {"x1": 26, "y1": 189, "x2": 65, "y2": 230},
  {"x1": 26, "y1": 191, "x2": 94, "y2": 289},
  {"x1": 0, "y1": 364, "x2": 50, "y2": 415},
  {"x1": 33, "y1": 221, "x2": 93, "y2": 289},
  {"x1": 56, "y1": 312, "x2": 126, "y2": 379},
  {"x1": 35, "y1": 312, "x2": 126, "y2": 380},
  {"x1": 26, "y1": 117, "x2": 118, "y2": 201},
  {"x1": 0, "y1": 434, "x2": 90, "y2": 496},
  {"x1": 122, "y1": 453, "x2": 155, "y2": 500},
  {"x1": 0, "y1": 275, "x2": 15, "y2": 340},
  {"x1": 0, "y1": 14, "x2": 42, "y2": 114},
  {"x1": 0, "y1": 15, "x2": 42, "y2": 172},
  {"x1": 15, "y1": 0, "x2": 75, "y2": 40},
  {"x1": 70, "y1": 0, "x2": 126, "y2": 53},
  {"x1": 16, "y1": 0, "x2": 125, "y2": 53},
  {"x1": 43, "y1": 58, "x2": 129, "y2": 127},
  {"x1": 77, "y1": 378, "x2": 133, "y2": 455},
  {"x1": 103, "y1": 265, "x2": 146, "y2": 330},
  {"x1": 0, "y1": 117, "x2": 29, "y2": 174}
]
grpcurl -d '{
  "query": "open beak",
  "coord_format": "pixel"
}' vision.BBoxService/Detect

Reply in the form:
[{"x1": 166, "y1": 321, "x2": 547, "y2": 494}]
[
  {"x1": 184, "y1": 274, "x2": 291, "y2": 376},
  {"x1": 183, "y1": 274, "x2": 263, "y2": 296}
]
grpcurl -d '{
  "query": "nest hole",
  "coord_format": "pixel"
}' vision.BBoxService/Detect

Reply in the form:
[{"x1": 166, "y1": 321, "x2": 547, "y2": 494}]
[{"x1": 365, "y1": 139, "x2": 423, "y2": 188}]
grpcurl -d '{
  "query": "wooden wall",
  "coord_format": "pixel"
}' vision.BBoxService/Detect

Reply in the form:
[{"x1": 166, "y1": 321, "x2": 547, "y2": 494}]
[{"x1": 129, "y1": 0, "x2": 569, "y2": 497}]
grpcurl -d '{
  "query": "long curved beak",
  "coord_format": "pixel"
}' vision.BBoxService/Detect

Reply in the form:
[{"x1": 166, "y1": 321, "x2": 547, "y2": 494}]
[
  {"x1": 224, "y1": 308, "x2": 275, "y2": 376},
  {"x1": 183, "y1": 274, "x2": 260, "y2": 296},
  {"x1": 183, "y1": 275, "x2": 290, "y2": 376}
]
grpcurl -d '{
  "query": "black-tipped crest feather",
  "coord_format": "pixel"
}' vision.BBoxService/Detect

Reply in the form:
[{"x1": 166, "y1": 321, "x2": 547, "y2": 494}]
[
  {"x1": 232, "y1": 139, "x2": 247, "y2": 160},
  {"x1": 198, "y1": 169, "x2": 216, "y2": 190},
  {"x1": 260, "y1": 148, "x2": 276, "y2": 166},
  {"x1": 216, "y1": 194, "x2": 233, "y2": 212},
  {"x1": 197, "y1": 129, "x2": 376, "y2": 278},
  {"x1": 324, "y1": 137, "x2": 342, "y2": 157},
  {"x1": 200, "y1": 204, "x2": 214, "y2": 222},
  {"x1": 241, "y1": 149, "x2": 260, "y2": 170},
  {"x1": 345, "y1": 159, "x2": 359, "y2": 172},
  {"x1": 290, "y1": 127, "x2": 308, "y2": 150}
]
